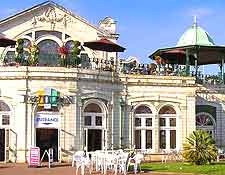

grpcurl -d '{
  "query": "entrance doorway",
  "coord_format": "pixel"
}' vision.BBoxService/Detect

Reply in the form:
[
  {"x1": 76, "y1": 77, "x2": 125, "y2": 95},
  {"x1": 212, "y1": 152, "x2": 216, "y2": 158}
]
[
  {"x1": 0, "y1": 129, "x2": 5, "y2": 161},
  {"x1": 36, "y1": 129, "x2": 58, "y2": 161},
  {"x1": 88, "y1": 129, "x2": 102, "y2": 151}
]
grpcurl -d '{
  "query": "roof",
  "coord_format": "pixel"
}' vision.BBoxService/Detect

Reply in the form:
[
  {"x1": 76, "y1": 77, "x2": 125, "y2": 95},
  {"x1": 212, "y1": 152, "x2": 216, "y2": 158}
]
[
  {"x1": 0, "y1": 0, "x2": 111, "y2": 36},
  {"x1": 176, "y1": 21, "x2": 215, "y2": 47},
  {"x1": 149, "y1": 45, "x2": 225, "y2": 65}
]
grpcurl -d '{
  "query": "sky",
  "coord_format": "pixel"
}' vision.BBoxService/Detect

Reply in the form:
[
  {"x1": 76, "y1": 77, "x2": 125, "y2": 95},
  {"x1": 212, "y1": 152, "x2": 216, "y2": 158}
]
[{"x1": 1, "y1": 0, "x2": 225, "y2": 74}]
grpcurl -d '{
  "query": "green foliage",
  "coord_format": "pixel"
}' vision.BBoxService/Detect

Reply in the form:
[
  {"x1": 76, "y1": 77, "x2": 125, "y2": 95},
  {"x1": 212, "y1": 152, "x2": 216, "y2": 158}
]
[
  {"x1": 15, "y1": 38, "x2": 24, "y2": 64},
  {"x1": 182, "y1": 130, "x2": 218, "y2": 165},
  {"x1": 71, "y1": 40, "x2": 81, "y2": 66}
]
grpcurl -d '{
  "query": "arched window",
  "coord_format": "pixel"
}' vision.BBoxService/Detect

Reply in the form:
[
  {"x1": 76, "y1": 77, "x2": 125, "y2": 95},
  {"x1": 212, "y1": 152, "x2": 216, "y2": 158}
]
[
  {"x1": 0, "y1": 100, "x2": 11, "y2": 126},
  {"x1": 159, "y1": 105, "x2": 176, "y2": 150},
  {"x1": 65, "y1": 40, "x2": 74, "y2": 52},
  {"x1": 83, "y1": 102, "x2": 106, "y2": 151},
  {"x1": 37, "y1": 39, "x2": 60, "y2": 66},
  {"x1": 23, "y1": 39, "x2": 32, "y2": 61},
  {"x1": 83, "y1": 103, "x2": 104, "y2": 126},
  {"x1": 196, "y1": 113, "x2": 215, "y2": 137},
  {"x1": 134, "y1": 105, "x2": 153, "y2": 150}
]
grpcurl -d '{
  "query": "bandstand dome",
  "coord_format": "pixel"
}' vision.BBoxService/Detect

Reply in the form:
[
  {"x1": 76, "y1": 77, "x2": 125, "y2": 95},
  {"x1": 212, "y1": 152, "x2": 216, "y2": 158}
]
[{"x1": 176, "y1": 23, "x2": 215, "y2": 47}]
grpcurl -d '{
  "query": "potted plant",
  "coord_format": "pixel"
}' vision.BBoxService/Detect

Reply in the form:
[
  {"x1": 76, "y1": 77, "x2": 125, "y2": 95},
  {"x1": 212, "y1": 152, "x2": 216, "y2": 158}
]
[
  {"x1": 15, "y1": 38, "x2": 24, "y2": 64},
  {"x1": 28, "y1": 43, "x2": 39, "y2": 66},
  {"x1": 71, "y1": 40, "x2": 81, "y2": 67}
]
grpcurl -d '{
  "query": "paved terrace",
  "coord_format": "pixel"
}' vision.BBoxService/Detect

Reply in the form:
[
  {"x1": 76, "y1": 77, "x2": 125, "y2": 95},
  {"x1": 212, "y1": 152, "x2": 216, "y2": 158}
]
[{"x1": 0, "y1": 163, "x2": 195, "y2": 175}]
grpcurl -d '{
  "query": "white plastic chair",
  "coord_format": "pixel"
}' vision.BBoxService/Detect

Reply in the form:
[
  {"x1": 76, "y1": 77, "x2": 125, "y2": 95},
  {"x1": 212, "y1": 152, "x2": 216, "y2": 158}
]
[
  {"x1": 127, "y1": 153, "x2": 144, "y2": 174},
  {"x1": 72, "y1": 151, "x2": 91, "y2": 175},
  {"x1": 115, "y1": 152, "x2": 129, "y2": 175}
]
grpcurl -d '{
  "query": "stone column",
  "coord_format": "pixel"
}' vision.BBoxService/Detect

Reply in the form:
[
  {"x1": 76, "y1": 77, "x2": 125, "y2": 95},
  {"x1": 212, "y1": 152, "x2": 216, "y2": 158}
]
[{"x1": 152, "y1": 114, "x2": 159, "y2": 153}]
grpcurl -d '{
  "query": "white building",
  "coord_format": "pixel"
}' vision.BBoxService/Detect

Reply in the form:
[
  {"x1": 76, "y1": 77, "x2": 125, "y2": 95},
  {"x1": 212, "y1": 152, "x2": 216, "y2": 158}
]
[{"x1": 0, "y1": 1, "x2": 223, "y2": 163}]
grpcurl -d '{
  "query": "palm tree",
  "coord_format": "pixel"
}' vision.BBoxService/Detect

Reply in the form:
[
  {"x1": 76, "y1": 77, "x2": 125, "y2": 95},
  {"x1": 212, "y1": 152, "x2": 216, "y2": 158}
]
[{"x1": 183, "y1": 130, "x2": 218, "y2": 165}]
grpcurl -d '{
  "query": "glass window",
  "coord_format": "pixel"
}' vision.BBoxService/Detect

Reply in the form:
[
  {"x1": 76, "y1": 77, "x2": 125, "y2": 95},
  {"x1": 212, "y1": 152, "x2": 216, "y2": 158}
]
[
  {"x1": 65, "y1": 40, "x2": 75, "y2": 52},
  {"x1": 0, "y1": 101, "x2": 10, "y2": 111},
  {"x1": 84, "y1": 103, "x2": 102, "y2": 113},
  {"x1": 169, "y1": 118, "x2": 176, "y2": 127},
  {"x1": 159, "y1": 106, "x2": 176, "y2": 114},
  {"x1": 4, "y1": 51, "x2": 16, "y2": 63},
  {"x1": 146, "y1": 118, "x2": 152, "y2": 126},
  {"x1": 2, "y1": 115, "x2": 10, "y2": 125},
  {"x1": 170, "y1": 130, "x2": 176, "y2": 149},
  {"x1": 196, "y1": 114, "x2": 214, "y2": 126},
  {"x1": 84, "y1": 116, "x2": 91, "y2": 126},
  {"x1": 23, "y1": 39, "x2": 31, "y2": 48},
  {"x1": 96, "y1": 116, "x2": 102, "y2": 126},
  {"x1": 160, "y1": 118, "x2": 166, "y2": 126},
  {"x1": 135, "y1": 130, "x2": 141, "y2": 149},
  {"x1": 134, "y1": 105, "x2": 152, "y2": 114},
  {"x1": 135, "y1": 118, "x2": 141, "y2": 127},
  {"x1": 146, "y1": 130, "x2": 152, "y2": 149},
  {"x1": 160, "y1": 130, "x2": 166, "y2": 149},
  {"x1": 37, "y1": 39, "x2": 60, "y2": 66}
]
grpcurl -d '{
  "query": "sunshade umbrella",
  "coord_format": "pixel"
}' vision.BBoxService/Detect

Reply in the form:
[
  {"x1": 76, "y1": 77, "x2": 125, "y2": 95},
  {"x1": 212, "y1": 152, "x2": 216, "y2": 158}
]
[
  {"x1": 83, "y1": 38, "x2": 126, "y2": 52},
  {"x1": 0, "y1": 35, "x2": 16, "y2": 47}
]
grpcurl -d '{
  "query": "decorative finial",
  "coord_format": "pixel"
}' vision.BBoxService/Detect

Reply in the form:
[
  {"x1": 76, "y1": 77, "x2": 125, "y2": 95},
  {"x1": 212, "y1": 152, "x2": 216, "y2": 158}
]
[{"x1": 193, "y1": 15, "x2": 197, "y2": 27}]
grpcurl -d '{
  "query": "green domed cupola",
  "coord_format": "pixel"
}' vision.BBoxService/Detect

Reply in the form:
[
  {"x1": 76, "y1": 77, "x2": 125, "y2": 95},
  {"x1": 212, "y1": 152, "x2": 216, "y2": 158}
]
[{"x1": 176, "y1": 17, "x2": 215, "y2": 47}]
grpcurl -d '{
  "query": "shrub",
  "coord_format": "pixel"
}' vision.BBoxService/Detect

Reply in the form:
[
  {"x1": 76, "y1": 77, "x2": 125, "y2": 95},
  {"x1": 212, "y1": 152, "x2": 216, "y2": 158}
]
[{"x1": 182, "y1": 130, "x2": 218, "y2": 165}]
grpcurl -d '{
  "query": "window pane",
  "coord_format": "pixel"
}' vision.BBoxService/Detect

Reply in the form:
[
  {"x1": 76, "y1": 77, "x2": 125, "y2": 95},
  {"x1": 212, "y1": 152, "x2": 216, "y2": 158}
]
[
  {"x1": 96, "y1": 116, "x2": 102, "y2": 126},
  {"x1": 2, "y1": 115, "x2": 10, "y2": 125},
  {"x1": 170, "y1": 130, "x2": 176, "y2": 149},
  {"x1": 160, "y1": 118, "x2": 166, "y2": 126},
  {"x1": 146, "y1": 130, "x2": 152, "y2": 149},
  {"x1": 84, "y1": 103, "x2": 102, "y2": 113},
  {"x1": 84, "y1": 116, "x2": 91, "y2": 126},
  {"x1": 135, "y1": 130, "x2": 141, "y2": 149},
  {"x1": 135, "y1": 118, "x2": 141, "y2": 127},
  {"x1": 170, "y1": 118, "x2": 176, "y2": 127},
  {"x1": 160, "y1": 130, "x2": 166, "y2": 149},
  {"x1": 146, "y1": 118, "x2": 152, "y2": 126}
]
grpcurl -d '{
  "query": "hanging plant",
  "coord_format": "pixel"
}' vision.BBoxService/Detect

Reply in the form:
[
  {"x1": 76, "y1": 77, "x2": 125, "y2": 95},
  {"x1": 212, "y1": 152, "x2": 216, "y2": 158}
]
[
  {"x1": 58, "y1": 46, "x2": 69, "y2": 58},
  {"x1": 15, "y1": 38, "x2": 24, "y2": 64},
  {"x1": 28, "y1": 43, "x2": 39, "y2": 66}
]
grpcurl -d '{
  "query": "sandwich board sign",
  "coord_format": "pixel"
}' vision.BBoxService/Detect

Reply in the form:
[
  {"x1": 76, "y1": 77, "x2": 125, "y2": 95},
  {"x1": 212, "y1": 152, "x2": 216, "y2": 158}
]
[{"x1": 29, "y1": 147, "x2": 40, "y2": 167}]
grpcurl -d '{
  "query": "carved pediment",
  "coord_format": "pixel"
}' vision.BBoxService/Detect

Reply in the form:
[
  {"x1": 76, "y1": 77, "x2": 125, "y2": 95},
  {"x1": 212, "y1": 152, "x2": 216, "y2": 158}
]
[{"x1": 33, "y1": 6, "x2": 73, "y2": 30}]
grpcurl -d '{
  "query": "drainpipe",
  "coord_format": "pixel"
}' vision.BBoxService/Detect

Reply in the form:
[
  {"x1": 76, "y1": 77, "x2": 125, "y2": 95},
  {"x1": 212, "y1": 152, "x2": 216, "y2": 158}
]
[{"x1": 25, "y1": 66, "x2": 29, "y2": 161}]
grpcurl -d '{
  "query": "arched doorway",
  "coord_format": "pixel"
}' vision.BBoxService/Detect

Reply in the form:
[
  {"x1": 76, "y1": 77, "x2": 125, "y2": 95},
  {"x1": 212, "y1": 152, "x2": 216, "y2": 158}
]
[
  {"x1": 0, "y1": 100, "x2": 11, "y2": 161},
  {"x1": 159, "y1": 105, "x2": 177, "y2": 150},
  {"x1": 196, "y1": 112, "x2": 215, "y2": 137},
  {"x1": 83, "y1": 102, "x2": 106, "y2": 151},
  {"x1": 34, "y1": 88, "x2": 61, "y2": 161},
  {"x1": 134, "y1": 105, "x2": 153, "y2": 150}
]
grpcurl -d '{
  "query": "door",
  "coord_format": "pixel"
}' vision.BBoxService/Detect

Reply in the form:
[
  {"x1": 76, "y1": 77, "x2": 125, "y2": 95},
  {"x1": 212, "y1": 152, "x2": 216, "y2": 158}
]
[
  {"x1": 0, "y1": 129, "x2": 5, "y2": 161},
  {"x1": 36, "y1": 129, "x2": 58, "y2": 161},
  {"x1": 87, "y1": 129, "x2": 102, "y2": 152}
]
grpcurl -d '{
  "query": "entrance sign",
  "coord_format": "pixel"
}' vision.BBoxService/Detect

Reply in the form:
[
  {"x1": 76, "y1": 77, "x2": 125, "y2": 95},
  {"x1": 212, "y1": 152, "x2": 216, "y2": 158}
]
[
  {"x1": 28, "y1": 147, "x2": 40, "y2": 167},
  {"x1": 35, "y1": 113, "x2": 60, "y2": 128}
]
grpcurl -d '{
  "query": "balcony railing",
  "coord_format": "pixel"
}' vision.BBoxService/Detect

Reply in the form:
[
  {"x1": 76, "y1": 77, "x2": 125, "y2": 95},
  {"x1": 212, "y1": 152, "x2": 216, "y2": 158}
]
[{"x1": 2, "y1": 54, "x2": 224, "y2": 85}]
